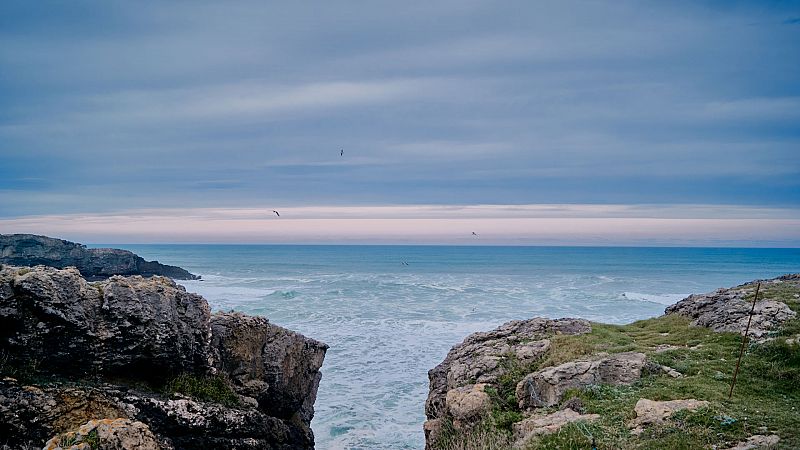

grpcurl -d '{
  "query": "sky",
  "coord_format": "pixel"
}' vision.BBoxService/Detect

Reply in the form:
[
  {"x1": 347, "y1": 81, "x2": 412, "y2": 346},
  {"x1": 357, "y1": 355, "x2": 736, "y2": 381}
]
[{"x1": 1, "y1": 0, "x2": 799, "y2": 245}]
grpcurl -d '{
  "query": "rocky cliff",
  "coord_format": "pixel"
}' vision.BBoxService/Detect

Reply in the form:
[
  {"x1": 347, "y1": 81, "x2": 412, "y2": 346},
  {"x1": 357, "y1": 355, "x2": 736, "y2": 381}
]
[
  {"x1": 425, "y1": 274, "x2": 800, "y2": 449},
  {"x1": 0, "y1": 234, "x2": 199, "y2": 280},
  {"x1": 0, "y1": 265, "x2": 328, "y2": 449}
]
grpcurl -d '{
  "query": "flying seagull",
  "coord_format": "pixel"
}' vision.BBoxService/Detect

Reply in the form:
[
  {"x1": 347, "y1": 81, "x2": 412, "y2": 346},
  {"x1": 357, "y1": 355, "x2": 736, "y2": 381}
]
[
  {"x1": 472, "y1": 232, "x2": 478, "y2": 236},
  {"x1": 273, "y1": 210, "x2": 280, "y2": 217},
  {"x1": 340, "y1": 148, "x2": 344, "y2": 156}
]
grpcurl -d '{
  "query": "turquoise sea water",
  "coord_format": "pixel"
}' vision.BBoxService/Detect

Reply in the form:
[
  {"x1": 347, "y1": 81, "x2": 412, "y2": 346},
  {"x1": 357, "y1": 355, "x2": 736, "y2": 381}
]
[{"x1": 103, "y1": 245, "x2": 800, "y2": 450}]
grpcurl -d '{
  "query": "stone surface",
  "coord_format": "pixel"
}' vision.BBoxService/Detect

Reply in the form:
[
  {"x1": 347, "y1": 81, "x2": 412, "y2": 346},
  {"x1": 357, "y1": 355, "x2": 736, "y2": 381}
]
[
  {"x1": 512, "y1": 409, "x2": 600, "y2": 448},
  {"x1": 423, "y1": 317, "x2": 590, "y2": 449},
  {"x1": 666, "y1": 276, "x2": 798, "y2": 341},
  {"x1": 0, "y1": 265, "x2": 212, "y2": 383},
  {"x1": 0, "y1": 234, "x2": 198, "y2": 280},
  {"x1": 0, "y1": 265, "x2": 326, "y2": 449},
  {"x1": 426, "y1": 318, "x2": 590, "y2": 418},
  {"x1": 516, "y1": 352, "x2": 647, "y2": 409},
  {"x1": 211, "y1": 312, "x2": 328, "y2": 423},
  {"x1": 445, "y1": 384, "x2": 492, "y2": 429},
  {"x1": 44, "y1": 418, "x2": 159, "y2": 450},
  {"x1": 721, "y1": 434, "x2": 781, "y2": 450},
  {"x1": 629, "y1": 398, "x2": 709, "y2": 431}
]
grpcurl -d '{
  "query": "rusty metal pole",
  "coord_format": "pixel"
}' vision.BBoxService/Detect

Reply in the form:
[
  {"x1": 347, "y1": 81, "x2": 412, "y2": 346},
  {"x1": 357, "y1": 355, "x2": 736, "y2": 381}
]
[{"x1": 729, "y1": 281, "x2": 760, "y2": 399}]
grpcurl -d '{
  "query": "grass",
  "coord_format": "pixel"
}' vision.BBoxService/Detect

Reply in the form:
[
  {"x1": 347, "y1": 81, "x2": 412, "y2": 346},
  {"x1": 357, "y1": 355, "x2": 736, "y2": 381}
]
[
  {"x1": 84, "y1": 429, "x2": 100, "y2": 450},
  {"x1": 437, "y1": 307, "x2": 800, "y2": 449},
  {"x1": 163, "y1": 374, "x2": 240, "y2": 406}
]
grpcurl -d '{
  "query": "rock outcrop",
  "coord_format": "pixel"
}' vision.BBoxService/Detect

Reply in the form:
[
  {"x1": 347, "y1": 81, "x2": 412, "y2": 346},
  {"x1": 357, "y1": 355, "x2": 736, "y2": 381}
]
[
  {"x1": 0, "y1": 265, "x2": 327, "y2": 449},
  {"x1": 512, "y1": 409, "x2": 600, "y2": 448},
  {"x1": 44, "y1": 418, "x2": 160, "y2": 450},
  {"x1": 0, "y1": 234, "x2": 199, "y2": 280},
  {"x1": 628, "y1": 398, "x2": 709, "y2": 433},
  {"x1": 516, "y1": 352, "x2": 647, "y2": 409},
  {"x1": 424, "y1": 318, "x2": 591, "y2": 449},
  {"x1": 666, "y1": 276, "x2": 797, "y2": 341}
]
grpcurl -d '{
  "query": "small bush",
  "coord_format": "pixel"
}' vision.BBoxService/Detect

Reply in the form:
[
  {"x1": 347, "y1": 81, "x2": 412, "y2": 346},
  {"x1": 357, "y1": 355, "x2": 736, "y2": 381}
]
[{"x1": 163, "y1": 374, "x2": 239, "y2": 406}]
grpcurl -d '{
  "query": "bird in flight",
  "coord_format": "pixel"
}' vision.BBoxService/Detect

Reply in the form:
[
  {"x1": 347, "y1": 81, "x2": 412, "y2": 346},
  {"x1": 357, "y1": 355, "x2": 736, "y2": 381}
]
[
  {"x1": 472, "y1": 232, "x2": 478, "y2": 236},
  {"x1": 340, "y1": 148, "x2": 344, "y2": 156},
  {"x1": 273, "y1": 210, "x2": 280, "y2": 217}
]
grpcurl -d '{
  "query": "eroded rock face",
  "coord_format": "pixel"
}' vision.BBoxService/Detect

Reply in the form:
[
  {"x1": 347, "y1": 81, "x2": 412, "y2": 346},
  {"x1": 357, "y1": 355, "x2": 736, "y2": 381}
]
[
  {"x1": 516, "y1": 352, "x2": 647, "y2": 409},
  {"x1": 44, "y1": 418, "x2": 160, "y2": 450},
  {"x1": 512, "y1": 409, "x2": 600, "y2": 448},
  {"x1": 0, "y1": 266, "x2": 327, "y2": 449},
  {"x1": 666, "y1": 276, "x2": 798, "y2": 341},
  {"x1": 211, "y1": 312, "x2": 328, "y2": 423},
  {"x1": 722, "y1": 434, "x2": 781, "y2": 450},
  {"x1": 0, "y1": 234, "x2": 199, "y2": 280},
  {"x1": 0, "y1": 266, "x2": 212, "y2": 383}
]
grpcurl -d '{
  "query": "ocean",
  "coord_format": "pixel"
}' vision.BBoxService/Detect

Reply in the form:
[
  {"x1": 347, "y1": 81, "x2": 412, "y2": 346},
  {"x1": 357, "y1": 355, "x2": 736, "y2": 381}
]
[{"x1": 101, "y1": 245, "x2": 800, "y2": 450}]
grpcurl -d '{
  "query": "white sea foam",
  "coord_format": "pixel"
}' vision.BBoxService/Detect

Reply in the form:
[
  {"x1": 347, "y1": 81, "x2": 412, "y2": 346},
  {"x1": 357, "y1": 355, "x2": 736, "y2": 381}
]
[
  {"x1": 157, "y1": 245, "x2": 799, "y2": 450},
  {"x1": 622, "y1": 292, "x2": 688, "y2": 306}
]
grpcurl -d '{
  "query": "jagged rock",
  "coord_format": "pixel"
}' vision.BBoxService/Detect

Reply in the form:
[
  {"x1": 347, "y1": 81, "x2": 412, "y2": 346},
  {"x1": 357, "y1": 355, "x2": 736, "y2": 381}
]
[
  {"x1": 0, "y1": 266, "x2": 326, "y2": 449},
  {"x1": 44, "y1": 418, "x2": 159, "y2": 450},
  {"x1": 512, "y1": 409, "x2": 600, "y2": 448},
  {"x1": 721, "y1": 434, "x2": 780, "y2": 450},
  {"x1": 666, "y1": 277, "x2": 798, "y2": 341},
  {"x1": 629, "y1": 398, "x2": 709, "y2": 433},
  {"x1": 0, "y1": 234, "x2": 198, "y2": 280},
  {"x1": 660, "y1": 365, "x2": 683, "y2": 378},
  {"x1": 426, "y1": 318, "x2": 590, "y2": 418},
  {"x1": 210, "y1": 312, "x2": 328, "y2": 423},
  {"x1": 516, "y1": 352, "x2": 647, "y2": 409},
  {"x1": 0, "y1": 266, "x2": 211, "y2": 383},
  {"x1": 423, "y1": 317, "x2": 590, "y2": 450},
  {"x1": 445, "y1": 384, "x2": 492, "y2": 429}
]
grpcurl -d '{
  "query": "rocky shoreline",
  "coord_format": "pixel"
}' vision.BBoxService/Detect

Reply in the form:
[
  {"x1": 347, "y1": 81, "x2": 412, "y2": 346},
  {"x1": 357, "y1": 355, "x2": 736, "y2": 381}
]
[
  {"x1": 0, "y1": 265, "x2": 327, "y2": 449},
  {"x1": 0, "y1": 234, "x2": 199, "y2": 280},
  {"x1": 425, "y1": 274, "x2": 800, "y2": 449}
]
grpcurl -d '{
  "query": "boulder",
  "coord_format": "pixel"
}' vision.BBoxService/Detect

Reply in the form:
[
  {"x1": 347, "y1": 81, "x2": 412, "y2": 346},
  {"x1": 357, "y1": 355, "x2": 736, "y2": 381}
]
[
  {"x1": 666, "y1": 277, "x2": 797, "y2": 341},
  {"x1": 0, "y1": 234, "x2": 199, "y2": 280},
  {"x1": 722, "y1": 434, "x2": 780, "y2": 450},
  {"x1": 628, "y1": 398, "x2": 709, "y2": 432},
  {"x1": 445, "y1": 384, "x2": 492, "y2": 429},
  {"x1": 44, "y1": 418, "x2": 159, "y2": 450},
  {"x1": 512, "y1": 409, "x2": 600, "y2": 448},
  {"x1": 516, "y1": 352, "x2": 647, "y2": 409}
]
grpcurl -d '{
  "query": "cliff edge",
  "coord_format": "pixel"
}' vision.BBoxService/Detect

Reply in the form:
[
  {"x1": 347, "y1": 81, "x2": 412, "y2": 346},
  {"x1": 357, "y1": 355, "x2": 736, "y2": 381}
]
[
  {"x1": 0, "y1": 234, "x2": 199, "y2": 280},
  {"x1": 425, "y1": 274, "x2": 800, "y2": 450},
  {"x1": 0, "y1": 265, "x2": 327, "y2": 449}
]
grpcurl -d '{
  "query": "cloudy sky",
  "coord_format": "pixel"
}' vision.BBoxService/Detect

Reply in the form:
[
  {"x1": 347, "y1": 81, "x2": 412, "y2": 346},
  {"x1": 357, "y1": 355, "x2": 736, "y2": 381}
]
[{"x1": 1, "y1": 1, "x2": 799, "y2": 244}]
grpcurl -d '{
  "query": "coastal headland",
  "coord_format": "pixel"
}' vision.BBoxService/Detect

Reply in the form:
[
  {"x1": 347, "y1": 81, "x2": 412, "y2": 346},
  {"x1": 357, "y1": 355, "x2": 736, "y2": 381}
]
[{"x1": 424, "y1": 274, "x2": 800, "y2": 449}]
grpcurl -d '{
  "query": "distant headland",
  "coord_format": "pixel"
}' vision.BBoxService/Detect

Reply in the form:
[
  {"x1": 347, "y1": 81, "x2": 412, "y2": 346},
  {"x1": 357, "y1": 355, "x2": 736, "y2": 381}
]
[{"x1": 0, "y1": 234, "x2": 199, "y2": 280}]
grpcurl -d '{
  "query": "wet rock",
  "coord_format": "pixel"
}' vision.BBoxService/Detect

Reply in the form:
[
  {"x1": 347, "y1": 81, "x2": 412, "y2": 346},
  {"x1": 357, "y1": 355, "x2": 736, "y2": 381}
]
[
  {"x1": 44, "y1": 418, "x2": 159, "y2": 450},
  {"x1": 516, "y1": 352, "x2": 647, "y2": 409},
  {"x1": 512, "y1": 409, "x2": 600, "y2": 448},
  {"x1": 0, "y1": 234, "x2": 198, "y2": 280},
  {"x1": 629, "y1": 398, "x2": 709, "y2": 433},
  {"x1": 666, "y1": 277, "x2": 798, "y2": 341}
]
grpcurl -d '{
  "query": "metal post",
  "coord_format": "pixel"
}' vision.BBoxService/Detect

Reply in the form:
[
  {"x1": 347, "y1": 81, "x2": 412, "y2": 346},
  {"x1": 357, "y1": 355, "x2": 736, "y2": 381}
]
[{"x1": 729, "y1": 281, "x2": 760, "y2": 399}]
